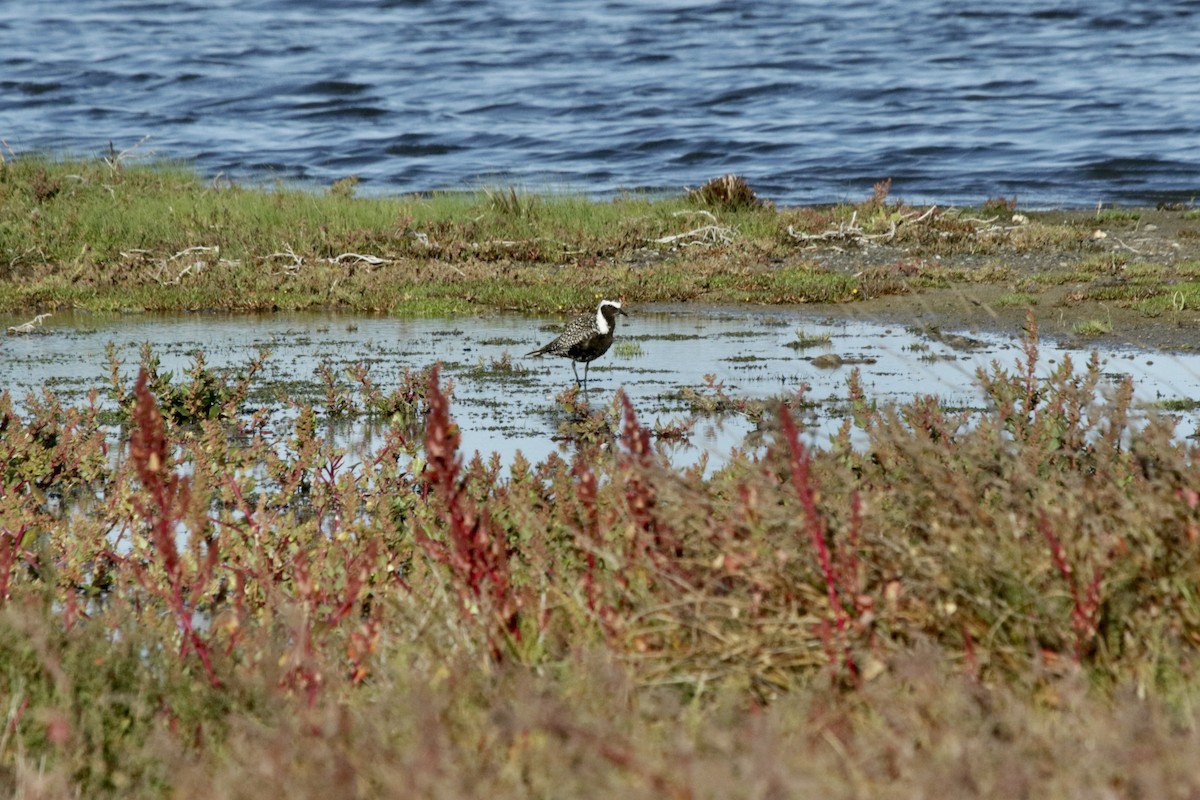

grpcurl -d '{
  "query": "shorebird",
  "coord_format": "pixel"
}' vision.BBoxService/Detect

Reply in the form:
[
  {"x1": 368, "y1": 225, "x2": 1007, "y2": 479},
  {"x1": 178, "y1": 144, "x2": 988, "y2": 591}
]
[{"x1": 526, "y1": 299, "x2": 628, "y2": 386}]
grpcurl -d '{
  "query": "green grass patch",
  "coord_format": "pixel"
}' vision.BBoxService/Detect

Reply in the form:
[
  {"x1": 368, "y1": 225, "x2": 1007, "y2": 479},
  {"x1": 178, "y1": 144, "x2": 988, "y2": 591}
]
[
  {"x1": 785, "y1": 329, "x2": 833, "y2": 348},
  {"x1": 1031, "y1": 270, "x2": 1093, "y2": 286},
  {"x1": 1082, "y1": 283, "x2": 1162, "y2": 303},
  {"x1": 1094, "y1": 208, "x2": 1143, "y2": 223},
  {"x1": 994, "y1": 291, "x2": 1039, "y2": 308},
  {"x1": 612, "y1": 340, "x2": 646, "y2": 358},
  {"x1": 1073, "y1": 318, "x2": 1113, "y2": 336},
  {"x1": 1135, "y1": 281, "x2": 1200, "y2": 316},
  {"x1": 1155, "y1": 398, "x2": 1200, "y2": 412},
  {"x1": 0, "y1": 155, "x2": 869, "y2": 313},
  {"x1": 4, "y1": 155, "x2": 1197, "y2": 325},
  {"x1": 1076, "y1": 253, "x2": 1129, "y2": 274}
]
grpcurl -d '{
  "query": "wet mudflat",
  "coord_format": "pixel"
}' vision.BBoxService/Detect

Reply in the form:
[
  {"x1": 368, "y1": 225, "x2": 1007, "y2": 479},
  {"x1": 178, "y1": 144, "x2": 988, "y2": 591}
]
[{"x1": 4, "y1": 304, "x2": 1200, "y2": 465}]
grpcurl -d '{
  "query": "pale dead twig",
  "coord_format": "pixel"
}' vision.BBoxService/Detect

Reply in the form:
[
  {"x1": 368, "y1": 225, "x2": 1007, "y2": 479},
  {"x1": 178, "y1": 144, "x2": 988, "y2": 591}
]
[
  {"x1": 471, "y1": 237, "x2": 573, "y2": 251},
  {"x1": 671, "y1": 209, "x2": 718, "y2": 223},
  {"x1": 265, "y1": 245, "x2": 305, "y2": 273},
  {"x1": 945, "y1": 208, "x2": 1035, "y2": 237},
  {"x1": 7, "y1": 313, "x2": 52, "y2": 336},
  {"x1": 788, "y1": 210, "x2": 872, "y2": 247},
  {"x1": 1110, "y1": 237, "x2": 1144, "y2": 255},
  {"x1": 904, "y1": 206, "x2": 939, "y2": 224},
  {"x1": 652, "y1": 225, "x2": 736, "y2": 246},
  {"x1": 788, "y1": 206, "x2": 950, "y2": 248},
  {"x1": 158, "y1": 263, "x2": 196, "y2": 286},
  {"x1": 863, "y1": 218, "x2": 899, "y2": 243},
  {"x1": 152, "y1": 246, "x2": 219, "y2": 285},
  {"x1": 169, "y1": 245, "x2": 219, "y2": 262},
  {"x1": 955, "y1": 214, "x2": 999, "y2": 226},
  {"x1": 330, "y1": 252, "x2": 388, "y2": 266}
]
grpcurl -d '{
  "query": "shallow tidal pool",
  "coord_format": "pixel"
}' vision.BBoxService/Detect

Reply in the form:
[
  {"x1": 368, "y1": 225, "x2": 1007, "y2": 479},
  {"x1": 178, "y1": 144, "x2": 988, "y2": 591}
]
[{"x1": 3, "y1": 304, "x2": 1200, "y2": 466}]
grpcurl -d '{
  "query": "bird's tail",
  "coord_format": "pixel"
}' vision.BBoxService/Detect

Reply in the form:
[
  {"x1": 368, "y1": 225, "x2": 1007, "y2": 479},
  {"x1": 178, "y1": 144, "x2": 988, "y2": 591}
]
[{"x1": 525, "y1": 346, "x2": 546, "y2": 357}]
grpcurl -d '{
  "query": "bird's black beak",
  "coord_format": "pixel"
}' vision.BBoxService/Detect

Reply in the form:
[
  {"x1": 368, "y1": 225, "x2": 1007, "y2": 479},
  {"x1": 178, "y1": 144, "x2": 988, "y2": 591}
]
[{"x1": 618, "y1": 307, "x2": 629, "y2": 316}]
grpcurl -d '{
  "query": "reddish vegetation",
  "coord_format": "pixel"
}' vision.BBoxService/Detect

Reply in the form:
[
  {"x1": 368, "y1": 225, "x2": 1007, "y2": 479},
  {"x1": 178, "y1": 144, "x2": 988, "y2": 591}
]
[
  {"x1": 3, "y1": 315, "x2": 1200, "y2": 796},
  {"x1": 415, "y1": 364, "x2": 521, "y2": 658},
  {"x1": 128, "y1": 368, "x2": 219, "y2": 687}
]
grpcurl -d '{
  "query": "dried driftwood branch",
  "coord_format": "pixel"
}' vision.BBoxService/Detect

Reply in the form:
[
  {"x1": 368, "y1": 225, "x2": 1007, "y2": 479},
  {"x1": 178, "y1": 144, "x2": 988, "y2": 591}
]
[
  {"x1": 7, "y1": 313, "x2": 51, "y2": 335},
  {"x1": 330, "y1": 252, "x2": 388, "y2": 266},
  {"x1": 265, "y1": 245, "x2": 305, "y2": 273},
  {"x1": 169, "y1": 245, "x2": 218, "y2": 261},
  {"x1": 787, "y1": 206, "x2": 942, "y2": 248},
  {"x1": 652, "y1": 225, "x2": 736, "y2": 246}
]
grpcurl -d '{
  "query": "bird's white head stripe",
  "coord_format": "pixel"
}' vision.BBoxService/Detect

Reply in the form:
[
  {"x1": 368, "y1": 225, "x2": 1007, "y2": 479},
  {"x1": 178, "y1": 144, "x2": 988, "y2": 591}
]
[{"x1": 595, "y1": 300, "x2": 621, "y2": 335}]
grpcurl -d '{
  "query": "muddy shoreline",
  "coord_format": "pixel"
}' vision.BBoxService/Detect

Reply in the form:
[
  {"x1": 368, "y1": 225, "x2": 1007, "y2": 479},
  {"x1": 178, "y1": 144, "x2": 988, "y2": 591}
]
[{"x1": 796, "y1": 207, "x2": 1200, "y2": 353}]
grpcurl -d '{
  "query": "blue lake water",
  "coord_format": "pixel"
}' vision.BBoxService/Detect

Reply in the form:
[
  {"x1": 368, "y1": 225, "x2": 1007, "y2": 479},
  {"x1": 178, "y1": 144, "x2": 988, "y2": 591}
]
[{"x1": 2, "y1": 0, "x2": 1198, "y2": 207}]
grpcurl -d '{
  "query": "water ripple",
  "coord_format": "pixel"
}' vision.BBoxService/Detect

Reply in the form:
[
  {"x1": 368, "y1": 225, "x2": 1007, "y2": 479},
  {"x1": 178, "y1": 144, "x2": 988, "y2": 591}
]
[{"x1": 1, "y1": 0, "x2": 1198, "y2": 206}]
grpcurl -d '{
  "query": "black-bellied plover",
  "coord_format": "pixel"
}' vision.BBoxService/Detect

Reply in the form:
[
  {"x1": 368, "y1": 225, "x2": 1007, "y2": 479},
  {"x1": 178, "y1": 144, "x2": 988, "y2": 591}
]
[{"x1": 526, "y1": 299, "x2": 628, "y2": 386}]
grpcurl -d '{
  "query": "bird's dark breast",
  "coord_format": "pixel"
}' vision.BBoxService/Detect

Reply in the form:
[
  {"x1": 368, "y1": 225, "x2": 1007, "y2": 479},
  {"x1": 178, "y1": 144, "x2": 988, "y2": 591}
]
[{"x1": 568, "y1": 331, "x2": 614, "y2": 362}]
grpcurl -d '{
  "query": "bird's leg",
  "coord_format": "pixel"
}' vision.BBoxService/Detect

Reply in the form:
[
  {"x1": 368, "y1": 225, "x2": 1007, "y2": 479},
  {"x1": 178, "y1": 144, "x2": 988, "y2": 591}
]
[
  {"x1": 572, "y1": 361, "x2": 581, "y2": 386},
  {"x1": 583, "y1": 361, "x2": 590, "y2": 388}
]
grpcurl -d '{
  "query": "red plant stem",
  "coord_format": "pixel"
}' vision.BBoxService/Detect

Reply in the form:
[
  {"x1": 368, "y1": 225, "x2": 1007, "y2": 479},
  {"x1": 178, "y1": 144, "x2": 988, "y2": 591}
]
[
  {"x1": 130, "y1": 368, "x2": 221, "y2": 687},
  {"x1": 842, "y1": 491, "x2": 863, "y2": 604},
  {"x1": 418, "y1": 365, "x2": 519, "y2": 657},
  {"x1": 5, "y1": 696, "x2": 30, "y2": 740},
  {"x1": 326, "y1": 540, "x2": 377, "y2": 626},
  {"x1": 574, "y1": 458, "x2": 601, "y2": 613},
  {"x1": 619, "y1": 393, "x2": 680, "y2": 564},
  {"x1": 961, "y1": 623, "x2": 979, "y2": 680},
  {"x1": 0, "y1": 524, "x2": 30, "y2": 603},
  {"x1": 1039, "y1": 510, "x2": 1102, "y2": 661},
  {"x1": 780, "y1": 407, "x2": 857, "y2": 679}
]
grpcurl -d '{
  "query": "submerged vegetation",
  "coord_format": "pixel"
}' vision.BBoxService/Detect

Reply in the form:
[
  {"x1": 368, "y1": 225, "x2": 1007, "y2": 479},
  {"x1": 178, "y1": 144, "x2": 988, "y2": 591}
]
[{"x1": 3, "y1": 317, "x2": 1200, "y2": 796}]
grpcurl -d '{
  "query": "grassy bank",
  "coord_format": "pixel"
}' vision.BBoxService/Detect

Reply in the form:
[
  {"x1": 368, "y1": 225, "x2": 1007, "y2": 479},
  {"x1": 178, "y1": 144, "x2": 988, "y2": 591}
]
[
  {"x1": 3, "y1": 321, "x2": 1200, "y2": 796},
  {"x1": 8, "y1": 154, "x2": 1184, "y2": 317},
  {"x1": 0, "y1": 155, "x2": 861, "y2": 313}
]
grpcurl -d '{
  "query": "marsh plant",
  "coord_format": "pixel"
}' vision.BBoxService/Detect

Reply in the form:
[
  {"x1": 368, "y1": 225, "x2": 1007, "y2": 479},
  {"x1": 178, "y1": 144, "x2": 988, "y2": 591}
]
[
  {"x1": 1074, "y1": 318, "x2": 1114, "y2": 336},
  {"x1": 612, "y1": 340, "x2": 646, "y2": 358},
  {"x1": 484, "y1": 351, "x2": 529, "y2": 374},
  {"x1": 106, "y1": 342, "x2": 268, "y2": 424},
  {"x1": 4, "y1": 315, "x2": 1200, "y2": 796},
  {"x1": 676, "y1": 372, "x2": 813, "y2": 423},
  {"x1": 785, "y1": 329, "x2": 833, "y2": 349}
]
